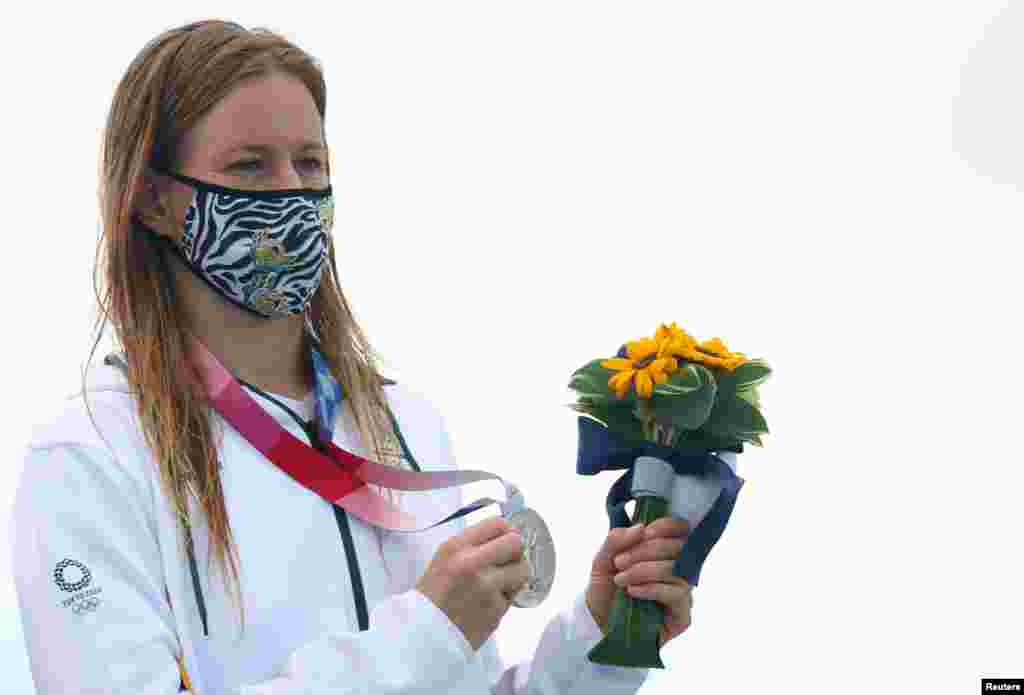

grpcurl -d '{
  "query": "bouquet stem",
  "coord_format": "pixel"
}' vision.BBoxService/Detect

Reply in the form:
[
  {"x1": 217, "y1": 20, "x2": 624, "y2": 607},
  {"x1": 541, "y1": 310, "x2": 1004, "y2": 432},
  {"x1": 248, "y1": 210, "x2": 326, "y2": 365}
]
[{"x1": 587, "y1": 494, "x2": 670, "y2": 669}]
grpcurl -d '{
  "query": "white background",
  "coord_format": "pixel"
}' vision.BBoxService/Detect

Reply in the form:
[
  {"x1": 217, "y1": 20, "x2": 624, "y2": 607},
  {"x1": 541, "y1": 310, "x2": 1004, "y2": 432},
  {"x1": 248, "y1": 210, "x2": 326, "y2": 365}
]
[{"x1": 2, "y1": 1, "x2": 1022, "y2": 693}]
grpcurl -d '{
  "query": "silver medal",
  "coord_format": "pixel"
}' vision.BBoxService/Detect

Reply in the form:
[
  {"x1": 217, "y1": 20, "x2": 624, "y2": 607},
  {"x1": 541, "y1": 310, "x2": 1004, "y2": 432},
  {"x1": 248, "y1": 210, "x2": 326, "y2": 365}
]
[{"x1": 503, "y1": 507, "x2": 556, "y2": 608}]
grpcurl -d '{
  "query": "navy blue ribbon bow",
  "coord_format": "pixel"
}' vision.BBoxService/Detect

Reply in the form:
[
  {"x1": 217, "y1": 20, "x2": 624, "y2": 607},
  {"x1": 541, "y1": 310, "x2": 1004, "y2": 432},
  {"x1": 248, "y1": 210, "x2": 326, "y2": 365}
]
[{"x1": 576, "y1": 415, "x2": 745, "y2": 586}]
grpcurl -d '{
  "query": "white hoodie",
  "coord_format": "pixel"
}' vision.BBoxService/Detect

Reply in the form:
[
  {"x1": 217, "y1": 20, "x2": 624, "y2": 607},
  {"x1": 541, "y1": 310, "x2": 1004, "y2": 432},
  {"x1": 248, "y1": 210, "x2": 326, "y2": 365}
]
[{"x1": 11, "y1": 359, "x2": 652, "y2": 695}]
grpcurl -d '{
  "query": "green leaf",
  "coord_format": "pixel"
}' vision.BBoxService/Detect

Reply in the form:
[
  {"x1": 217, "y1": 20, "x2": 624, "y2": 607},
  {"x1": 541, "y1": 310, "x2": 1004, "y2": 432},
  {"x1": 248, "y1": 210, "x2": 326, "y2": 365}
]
[
  {"x1": 651, "y1": 363, "x2": 712, "y2": 397},
  {"x1": 732, "y1": 360, "x2": 772, "y2": 391},
  {"x1": 711, "y1": 368, "x2": 738, "y2": 400},
  {"x1": 736, "y1": 386, "x2": 761, "y2": 409},
  {"x1": 567, "y1": 402, "x2": 600, "y2": 419},
  {"x1": 743, "y1": 432, "x2": 765, "y2": 447},
  {"x1": 568, "y1": 373, "x2": 612, "y2": 399},
  {"x1": 703, "y1": 395, "x2": 770, "y2": 439},
  {"x1": 651, "y1": 380, "x2": 717, "y2": 430},
  {"x1": 570, "y1": 400, "x2": 646, "y2": 444},
  {"x1": 568, "y1": 360, "x2": 612, "y2": 392}
]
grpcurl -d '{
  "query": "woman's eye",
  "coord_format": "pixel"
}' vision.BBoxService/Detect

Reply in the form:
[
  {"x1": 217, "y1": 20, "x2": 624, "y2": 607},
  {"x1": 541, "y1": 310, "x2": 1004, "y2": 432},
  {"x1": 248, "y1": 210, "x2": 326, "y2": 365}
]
[{"x1": 231, "y1": 159, "x2": 322, "y2": 172}]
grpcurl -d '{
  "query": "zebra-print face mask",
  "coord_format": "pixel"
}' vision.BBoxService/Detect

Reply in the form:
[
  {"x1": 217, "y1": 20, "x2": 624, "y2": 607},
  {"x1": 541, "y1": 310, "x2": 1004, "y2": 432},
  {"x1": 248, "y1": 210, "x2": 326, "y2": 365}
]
[{"x1": 147, "y1": 169, "x2": 334, "y2": 319}]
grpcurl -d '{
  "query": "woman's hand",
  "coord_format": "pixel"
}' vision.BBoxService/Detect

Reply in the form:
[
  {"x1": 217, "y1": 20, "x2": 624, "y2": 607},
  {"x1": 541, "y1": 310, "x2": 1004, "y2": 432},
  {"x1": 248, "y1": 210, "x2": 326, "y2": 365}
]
[
  {"x1": 416, "y1": 516, "x2": 530, "y2": 652},
  {"x1": 585, "y1": 517, "x2": 693, "y2": 647}
]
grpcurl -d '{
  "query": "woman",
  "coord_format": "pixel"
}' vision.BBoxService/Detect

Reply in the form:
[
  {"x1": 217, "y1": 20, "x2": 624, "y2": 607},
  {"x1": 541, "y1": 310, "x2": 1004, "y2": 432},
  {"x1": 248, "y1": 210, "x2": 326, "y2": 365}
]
[{"x1": 11, "y1": 19, "x2": 693, "y2": 694}]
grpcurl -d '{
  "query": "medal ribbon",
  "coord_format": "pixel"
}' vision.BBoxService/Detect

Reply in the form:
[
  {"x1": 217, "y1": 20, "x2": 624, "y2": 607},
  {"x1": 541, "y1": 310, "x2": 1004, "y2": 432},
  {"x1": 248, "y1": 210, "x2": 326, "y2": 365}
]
[{"x1": 189, "y1": 333, "x2": 528, "y2": 532}]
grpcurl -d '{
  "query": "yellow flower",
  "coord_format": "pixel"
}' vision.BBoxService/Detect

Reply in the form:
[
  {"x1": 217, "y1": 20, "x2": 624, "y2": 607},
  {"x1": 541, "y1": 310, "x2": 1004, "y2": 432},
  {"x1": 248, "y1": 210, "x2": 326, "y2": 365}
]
[
  {"x1": 597, "y1": 322, "x2": 750, "y2": 399},
  {"x1": 669, "y1": 333, "x2": 748, "y2": 372},
  {"x1": 600, "y1": 337, "x2": 679, "y2": 399},
  {"x1": 655, "y1": 321, "x2": 698, "y2": 349}
]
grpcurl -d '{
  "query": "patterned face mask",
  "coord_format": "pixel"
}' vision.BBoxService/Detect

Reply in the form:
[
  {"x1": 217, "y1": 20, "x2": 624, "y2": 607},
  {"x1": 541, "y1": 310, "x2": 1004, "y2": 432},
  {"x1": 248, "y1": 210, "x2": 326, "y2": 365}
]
[{"x1": 145, "y1": 169, "x2": 334, "y2": 319}]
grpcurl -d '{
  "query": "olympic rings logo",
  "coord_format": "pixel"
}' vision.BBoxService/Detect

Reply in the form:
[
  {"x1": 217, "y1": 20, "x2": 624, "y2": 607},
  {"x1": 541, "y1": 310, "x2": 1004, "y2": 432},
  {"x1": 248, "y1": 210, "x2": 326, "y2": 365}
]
[
  {"x1": 71, "y1": 597, "x2": 101, "y2": 615},
  {"x1": 54, "y1": 559, "x2": 92, "y2": 593}
]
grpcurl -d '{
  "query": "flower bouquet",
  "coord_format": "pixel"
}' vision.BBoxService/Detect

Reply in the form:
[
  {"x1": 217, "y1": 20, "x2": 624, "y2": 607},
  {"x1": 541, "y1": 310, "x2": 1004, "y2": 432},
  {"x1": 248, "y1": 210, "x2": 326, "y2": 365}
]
[{"x1": 569, "y1": 321, "x2": 771, "y2": 668}]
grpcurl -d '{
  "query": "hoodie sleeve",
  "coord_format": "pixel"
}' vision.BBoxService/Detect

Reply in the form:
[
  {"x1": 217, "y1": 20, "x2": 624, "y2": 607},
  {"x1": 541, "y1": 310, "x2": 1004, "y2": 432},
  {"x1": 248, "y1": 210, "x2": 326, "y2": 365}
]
[
  {"x1": 475, "y1": 591, "x2": 652, "y2": 695},
  {"x1": 11, "y1": 439, "x2": 481, "y2": 695},
  {"x1": 435, "y1": 414, "x2": 652, "y2": 695},
  {"x1": 12, "y1": 443, "x2": 188, "y2": 694}
]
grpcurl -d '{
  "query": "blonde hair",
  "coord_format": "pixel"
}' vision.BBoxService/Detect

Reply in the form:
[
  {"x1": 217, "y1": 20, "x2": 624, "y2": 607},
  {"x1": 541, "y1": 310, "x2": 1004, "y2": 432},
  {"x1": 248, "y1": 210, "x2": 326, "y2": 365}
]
[{"x1": 85, "y1": 19, "x2": 401, "y2": 633}]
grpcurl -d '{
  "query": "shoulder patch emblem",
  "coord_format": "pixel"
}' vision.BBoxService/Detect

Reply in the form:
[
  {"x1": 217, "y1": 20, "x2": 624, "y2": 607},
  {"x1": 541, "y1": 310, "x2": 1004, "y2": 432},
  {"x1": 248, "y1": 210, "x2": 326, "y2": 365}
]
[
  {"x1": 54, "y1": 559, "x2": 105, "y2": 615},
  {"x1": 54, "y1": 559, "x2": 92, "y2": 593}
]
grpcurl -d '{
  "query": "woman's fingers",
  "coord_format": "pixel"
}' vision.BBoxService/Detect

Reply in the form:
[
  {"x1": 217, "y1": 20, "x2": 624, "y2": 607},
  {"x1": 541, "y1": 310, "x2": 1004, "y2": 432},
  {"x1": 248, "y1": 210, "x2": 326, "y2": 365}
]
[
  {"x1": 627, "y1": 580, "x2": 693, "y2": 643},
  {"x1": 613, "y1": 537, "x2": 684, "y2": 570},
  {"x1": 644, "y1": 516, "x2": 689, "y2": 539},
  {"x1": 627, "y1": 580, "x2": 691, "y2": 604},
  {"x1": 614, "y1": 558, "x2": 689, "y2": 587}
]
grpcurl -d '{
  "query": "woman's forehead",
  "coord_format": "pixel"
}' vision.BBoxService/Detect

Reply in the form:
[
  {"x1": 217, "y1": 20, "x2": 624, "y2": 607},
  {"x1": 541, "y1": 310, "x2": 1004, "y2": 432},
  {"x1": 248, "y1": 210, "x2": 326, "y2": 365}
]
[{"x1": 182, "y1": 72, "x2": 324, "y2": 162}]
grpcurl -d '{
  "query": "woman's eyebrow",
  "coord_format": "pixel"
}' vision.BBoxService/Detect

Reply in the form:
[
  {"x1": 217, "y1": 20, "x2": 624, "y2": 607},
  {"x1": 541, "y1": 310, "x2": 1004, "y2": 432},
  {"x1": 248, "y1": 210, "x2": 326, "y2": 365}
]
[{"x1": 224, "y1": 142, "x2": 326, "y2": 154}]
